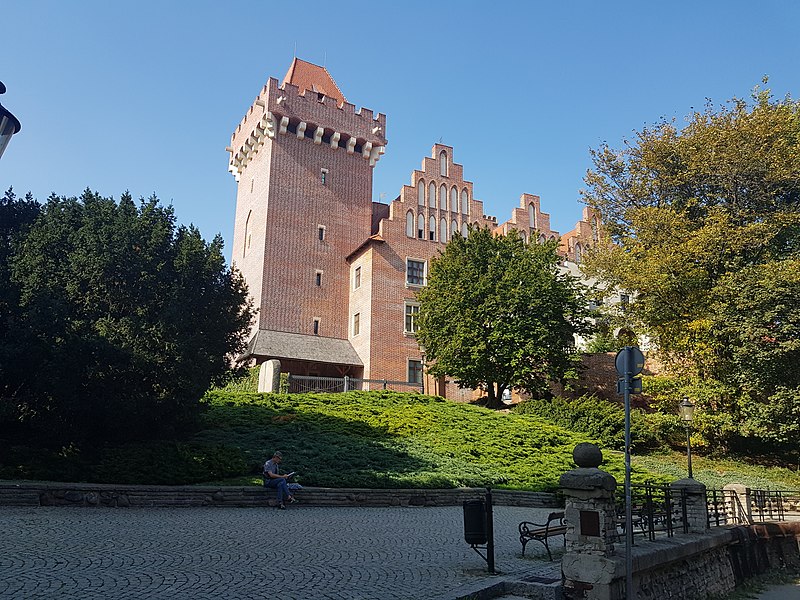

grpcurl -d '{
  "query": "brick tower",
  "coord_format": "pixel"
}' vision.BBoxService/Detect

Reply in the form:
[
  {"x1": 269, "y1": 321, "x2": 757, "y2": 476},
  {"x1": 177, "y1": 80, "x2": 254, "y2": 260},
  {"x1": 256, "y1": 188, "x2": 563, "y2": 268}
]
[{"x1": 228, "y1": 59, "x2": 387, "y2": 376}]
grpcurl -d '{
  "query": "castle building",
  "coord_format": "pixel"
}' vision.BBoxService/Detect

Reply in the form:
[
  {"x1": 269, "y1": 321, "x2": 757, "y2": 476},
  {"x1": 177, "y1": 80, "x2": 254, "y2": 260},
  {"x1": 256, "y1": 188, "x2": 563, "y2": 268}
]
[{"x1": 228, "y1": 59, "x2": 599, "y2": 399}]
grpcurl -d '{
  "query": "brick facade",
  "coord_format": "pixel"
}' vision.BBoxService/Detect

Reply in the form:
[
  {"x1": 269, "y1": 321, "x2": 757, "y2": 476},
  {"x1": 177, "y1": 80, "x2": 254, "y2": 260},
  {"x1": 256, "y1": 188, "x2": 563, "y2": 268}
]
[{"x1": 229, "y1": 59, "x2": 600, "y2": 397}]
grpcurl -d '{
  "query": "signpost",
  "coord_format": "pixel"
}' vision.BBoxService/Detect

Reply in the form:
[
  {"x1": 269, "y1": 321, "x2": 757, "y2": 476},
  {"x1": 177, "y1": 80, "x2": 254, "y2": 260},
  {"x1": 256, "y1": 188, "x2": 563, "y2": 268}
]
[{"x1": 615, "y1": 346, "x2": 644, "y2": 600}]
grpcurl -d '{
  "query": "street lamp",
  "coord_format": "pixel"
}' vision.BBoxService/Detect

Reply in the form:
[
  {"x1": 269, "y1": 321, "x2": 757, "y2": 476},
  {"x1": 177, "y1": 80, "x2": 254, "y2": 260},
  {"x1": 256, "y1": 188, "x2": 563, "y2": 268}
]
[
  {"x1": 0, "y1": 82, "x2": 22, "y2": 160},
  {"x1": 678, "y1": 397, "x2": 696, "y2": 479}
]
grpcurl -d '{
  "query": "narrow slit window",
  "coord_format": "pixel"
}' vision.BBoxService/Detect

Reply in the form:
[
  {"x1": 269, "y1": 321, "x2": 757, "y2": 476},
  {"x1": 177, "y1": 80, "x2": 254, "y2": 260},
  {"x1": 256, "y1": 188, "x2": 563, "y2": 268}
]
[
  {"x1": 313, "y1": 318, "x2": 320, "y2": 335},
  {"x1": 318, "y1": 226, "x2": 326, "y2": 241},
  {"x1": 315, "y1": 271, "x2": 322, "y2": 286},
  {"x1": 321, "y1": 169, "x2": 329, "y2": 185}
]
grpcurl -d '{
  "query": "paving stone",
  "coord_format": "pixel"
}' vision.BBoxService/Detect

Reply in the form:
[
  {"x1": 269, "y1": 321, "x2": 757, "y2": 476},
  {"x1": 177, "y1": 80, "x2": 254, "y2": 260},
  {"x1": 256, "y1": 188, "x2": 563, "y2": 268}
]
[{"x1": 0, "y1": 505, "x2": 560, "y2": 599}]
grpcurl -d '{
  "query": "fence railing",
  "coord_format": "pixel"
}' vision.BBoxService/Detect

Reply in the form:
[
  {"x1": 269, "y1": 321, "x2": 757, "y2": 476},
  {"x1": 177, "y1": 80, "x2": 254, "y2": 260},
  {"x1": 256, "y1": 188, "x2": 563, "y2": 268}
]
[
  {"x1": 708, "y1": 488, "x2": 800, "y2": 525},
  {"x1": 614, "y1": 483, "x2": 688, "y2": 543},
  {"x1": 286, "y1": 374, "x2": 423, "y2": 394}
]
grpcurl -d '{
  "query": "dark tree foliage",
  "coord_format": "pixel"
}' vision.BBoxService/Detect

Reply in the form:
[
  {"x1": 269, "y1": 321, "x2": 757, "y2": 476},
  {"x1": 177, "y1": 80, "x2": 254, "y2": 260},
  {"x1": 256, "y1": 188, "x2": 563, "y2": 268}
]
[
  {"x1": 416, "y1": 227, "x2": 591, "y2": 409},
  {"x1": 0, "y1": 189, "x2": 254, "y2": 445}
]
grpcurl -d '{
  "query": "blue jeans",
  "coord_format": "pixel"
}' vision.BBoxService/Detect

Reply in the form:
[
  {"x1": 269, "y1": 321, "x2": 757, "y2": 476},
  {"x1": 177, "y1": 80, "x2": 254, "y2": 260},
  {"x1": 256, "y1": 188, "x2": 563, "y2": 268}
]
[{"x1": 264, "y1": 477, "x2": 291, "y2": 503}]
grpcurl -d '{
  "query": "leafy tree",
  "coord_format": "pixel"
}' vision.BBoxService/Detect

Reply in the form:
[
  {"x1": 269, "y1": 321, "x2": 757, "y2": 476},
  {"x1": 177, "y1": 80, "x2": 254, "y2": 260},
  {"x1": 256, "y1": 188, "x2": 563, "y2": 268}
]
[
  {"x1": 2, "y1": 189, "x2": 254, "y2": 445},
  {"x1": 582, "y1": 85, "x2": 800, "y2": 373},
  {"x1": 416, "y1": 227, "x2": 590, "y2": 409},
  {"x1": 581, "y1": 84, "x2": 800, "y2": 453}
]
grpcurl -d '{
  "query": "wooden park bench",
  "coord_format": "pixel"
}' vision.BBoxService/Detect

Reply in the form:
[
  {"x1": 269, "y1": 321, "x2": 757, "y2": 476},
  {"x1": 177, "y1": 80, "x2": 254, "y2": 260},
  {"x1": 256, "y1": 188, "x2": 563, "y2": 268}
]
[{"x1": 518, "y1": 511, "x2": 567, "y2": 560}]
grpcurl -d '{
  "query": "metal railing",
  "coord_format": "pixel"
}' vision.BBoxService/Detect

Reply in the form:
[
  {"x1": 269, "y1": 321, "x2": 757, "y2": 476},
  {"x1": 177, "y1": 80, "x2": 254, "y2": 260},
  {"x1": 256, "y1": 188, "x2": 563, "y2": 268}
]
[
  {"x1": 286, "y1": 374, "x2": 423, "y2": 394},
  {"x1": 707, "y1": 488, "x2": 800, "y2": 525},
  {"x1": 614, "y1": 483, "x2": 689, "y2": 542}
]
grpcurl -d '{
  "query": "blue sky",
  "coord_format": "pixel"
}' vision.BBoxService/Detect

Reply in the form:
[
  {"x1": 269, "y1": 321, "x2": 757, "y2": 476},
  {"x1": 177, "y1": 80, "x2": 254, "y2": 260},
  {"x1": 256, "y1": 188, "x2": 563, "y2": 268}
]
[{"x1": 2, "y1": 1, "x2": 798, "y2": 262}]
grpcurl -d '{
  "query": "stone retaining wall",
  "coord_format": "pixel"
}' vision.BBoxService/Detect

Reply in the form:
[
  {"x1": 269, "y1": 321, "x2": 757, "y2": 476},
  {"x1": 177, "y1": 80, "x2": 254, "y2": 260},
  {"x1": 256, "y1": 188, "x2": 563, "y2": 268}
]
[{"x1": 0, "y1": 481, "x2": 559, "y2": 509}]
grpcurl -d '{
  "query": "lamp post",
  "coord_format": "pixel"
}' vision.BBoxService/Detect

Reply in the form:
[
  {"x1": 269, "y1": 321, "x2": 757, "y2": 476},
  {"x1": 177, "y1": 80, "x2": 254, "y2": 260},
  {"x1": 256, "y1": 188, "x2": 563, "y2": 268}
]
[
  {"x1": 678, "y1": 397, "x2": 695, "y2": 479},
  {"x1": 0, "y1": 82, "x2": 22, "y2": 160}
]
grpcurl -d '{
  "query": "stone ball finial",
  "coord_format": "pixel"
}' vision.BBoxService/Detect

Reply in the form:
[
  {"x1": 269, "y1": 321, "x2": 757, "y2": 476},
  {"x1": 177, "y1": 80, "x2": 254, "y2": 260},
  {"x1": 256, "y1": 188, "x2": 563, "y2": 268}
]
[{"x1": 573, "y1": 443, "x2": 603, "y2": 468}]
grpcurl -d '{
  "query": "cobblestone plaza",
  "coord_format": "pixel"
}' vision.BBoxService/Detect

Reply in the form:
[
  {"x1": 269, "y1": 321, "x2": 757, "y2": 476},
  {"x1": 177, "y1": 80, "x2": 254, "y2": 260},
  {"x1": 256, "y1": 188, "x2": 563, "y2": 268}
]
[{"x1": 0, "y1": 505, "x2": 559, "y2": 599}]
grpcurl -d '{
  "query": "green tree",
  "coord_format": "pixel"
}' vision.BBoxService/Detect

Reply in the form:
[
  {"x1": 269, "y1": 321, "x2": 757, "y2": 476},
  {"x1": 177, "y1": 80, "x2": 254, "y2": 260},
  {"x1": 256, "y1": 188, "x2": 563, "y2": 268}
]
[
  {"x1": 416, "y1": 227, "x2": 590, "y2": 409},
  {"x1": 2, "y1": 189, "x2": 254, "y2": 445},
  {"x1": 581, "y1": 84, "x2": 800, "y2": 453},
  {"x1": 582, "y1": 85, "x2": 800, "y2": 375}
]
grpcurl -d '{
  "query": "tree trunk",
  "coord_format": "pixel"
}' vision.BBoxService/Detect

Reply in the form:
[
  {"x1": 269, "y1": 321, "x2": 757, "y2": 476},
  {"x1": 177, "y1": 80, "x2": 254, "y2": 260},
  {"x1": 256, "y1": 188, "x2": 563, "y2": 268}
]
[{"x1": 484, "y1": 381, "x2": 505, "y2": 409}]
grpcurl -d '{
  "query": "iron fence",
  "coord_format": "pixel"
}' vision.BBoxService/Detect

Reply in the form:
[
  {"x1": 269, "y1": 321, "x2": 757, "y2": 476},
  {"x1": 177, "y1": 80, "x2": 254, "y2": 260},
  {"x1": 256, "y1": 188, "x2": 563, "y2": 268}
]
[
  {"x1": 286, "y1": 374, "x2": 423, "y2": 394},
  {"x1": 614, "y1": 483, "x2": 688, "y2": 543},
  {"x1": 707, "y1": 488, "x2": 800, "y2": 525}
]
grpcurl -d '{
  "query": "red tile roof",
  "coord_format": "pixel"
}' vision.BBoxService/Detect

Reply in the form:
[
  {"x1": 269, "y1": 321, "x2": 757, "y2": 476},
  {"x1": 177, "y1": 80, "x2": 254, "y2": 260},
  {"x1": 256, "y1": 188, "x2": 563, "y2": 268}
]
[{"x1": 282, "y1": 58, "x2": 346, "y2": 106}]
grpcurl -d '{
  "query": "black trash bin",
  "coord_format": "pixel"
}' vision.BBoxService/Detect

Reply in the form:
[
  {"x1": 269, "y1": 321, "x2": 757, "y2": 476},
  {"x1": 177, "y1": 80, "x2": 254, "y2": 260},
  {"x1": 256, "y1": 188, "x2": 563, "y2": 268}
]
[{"x1": 463, "y1": 499, "x2": 487, "y2": 545}]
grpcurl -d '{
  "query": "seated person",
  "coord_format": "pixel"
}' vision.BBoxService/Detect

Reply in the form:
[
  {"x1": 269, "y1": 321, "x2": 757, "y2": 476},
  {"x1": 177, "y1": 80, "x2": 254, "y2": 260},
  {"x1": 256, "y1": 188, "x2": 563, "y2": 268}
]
[{"x1": 263, "y1": 450, "x2": 296, "y2": 509}]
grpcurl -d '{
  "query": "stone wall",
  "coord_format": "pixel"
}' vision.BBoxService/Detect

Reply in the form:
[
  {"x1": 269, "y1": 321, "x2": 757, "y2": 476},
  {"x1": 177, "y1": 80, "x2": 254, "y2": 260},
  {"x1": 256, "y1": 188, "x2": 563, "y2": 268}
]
[{"x1": 0, "y1": 482, "x2": 559, "y2": 509}]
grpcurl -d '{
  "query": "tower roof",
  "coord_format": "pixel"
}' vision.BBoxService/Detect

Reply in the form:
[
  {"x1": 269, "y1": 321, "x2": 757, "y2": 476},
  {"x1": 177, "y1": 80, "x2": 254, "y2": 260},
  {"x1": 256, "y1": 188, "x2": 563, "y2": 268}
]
[{"x1": 282, "y1": 58, "x2": 346, "y2": 106}]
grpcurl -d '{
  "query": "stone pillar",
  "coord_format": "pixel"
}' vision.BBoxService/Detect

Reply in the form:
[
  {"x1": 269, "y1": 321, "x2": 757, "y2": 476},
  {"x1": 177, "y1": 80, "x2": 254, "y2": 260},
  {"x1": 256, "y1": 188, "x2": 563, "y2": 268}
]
[
  {"x1": 671, "y1": 478, "x2": 709, "y2": 533},
  {"x1": 258, "y1": 359, "x2": 281, "y2": 393},
  {"x1": 560, "y1": 443, "x2": 623, "y2": 600}
]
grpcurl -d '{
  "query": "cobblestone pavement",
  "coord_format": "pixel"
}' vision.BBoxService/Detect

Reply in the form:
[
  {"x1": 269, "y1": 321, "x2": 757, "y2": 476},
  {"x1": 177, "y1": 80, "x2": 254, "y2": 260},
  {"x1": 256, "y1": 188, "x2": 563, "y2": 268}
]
[{"x1": 0, "y1": 505, "x2": 560, "y2": 599}]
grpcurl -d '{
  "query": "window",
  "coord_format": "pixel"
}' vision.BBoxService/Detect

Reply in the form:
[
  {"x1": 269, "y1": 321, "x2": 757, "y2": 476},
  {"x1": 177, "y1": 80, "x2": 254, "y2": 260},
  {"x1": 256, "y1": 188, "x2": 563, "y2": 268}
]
[
  {"x1": 418, "y1": 180, "x2": 425, "y2": 206},
  {"x1": 318, "y1": 225, "x2": 326, "y2": 241},
  {"x1": 440, "y1": 218, "x2": 447, "y2": 243},
  {"x1": 321, "y1": 168, "x2": 328, "y2": 185},
  {"x1": 461, "y1": 189, "x2": 469, "y2": 214},
  {"x1": 313, "y1": 318, "x2": 320, "y2": 335},
  {"x1": 574, "y1": 242, "x2": 582, "y2": 264},
  {"x1": 461, "y1": 222, "x2": 468, "y2": 238},
  {"x1": 620, "y1": 293, "x2": 630, "y2": 308},
  {"x1": 440, "y1": 184, "x2": 447, "y2": 210},
  {"x1": 243, "y1": 210, "x2": 252, "y2": 258},
  {"x1": 406, "y1": 211, "x2": 414, "y2": 237},
  {"x1": 429, "y1": 182, "x2": 436, "y2": 209},
  {"x1": 439, "y1": 151, "x2": 447, "y2": 177},
  {"x1": 405, "y1": 303, "x2": 420, "y2": 334},
  {"x1": 315, "y1": 270, "x2": 322, "y2": 286},
  {"x1": 353, "y1": 313, "x2": 360, "y2": 336},
  {"x1": 417, "y1": 214, "x2": 425, "y2": 239},
  {"x1": 406, "y1": 259, "x2": 426, "y2": 286},
  {"x1": 354, "y1": 266, "x2": 361, "y2": 289},
  {"x1": 450, "y1": 187, "x2": 458, "y2": 213},
  {"x1": 429, "y1": 216, "x2": 436, "y2": 241},
  {"x1": 451, "y1": 220, "x2": 458, "y2": 236},
  {"x1": 592, "y1": 217, "x2": 600, "y2": 242},
  {"x1": 528, "y1": 203, "x2": 536, "y2": 229},
  {"x1": 408, "y1": 359, "x2": 423, "y2": 384}
]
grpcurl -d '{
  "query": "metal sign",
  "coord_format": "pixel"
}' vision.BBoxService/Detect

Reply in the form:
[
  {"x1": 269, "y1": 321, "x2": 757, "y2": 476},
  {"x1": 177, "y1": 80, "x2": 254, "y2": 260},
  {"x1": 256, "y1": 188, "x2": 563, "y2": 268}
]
[{"x1": 615, "y1": 346, "x2": 645, "y2": 377}]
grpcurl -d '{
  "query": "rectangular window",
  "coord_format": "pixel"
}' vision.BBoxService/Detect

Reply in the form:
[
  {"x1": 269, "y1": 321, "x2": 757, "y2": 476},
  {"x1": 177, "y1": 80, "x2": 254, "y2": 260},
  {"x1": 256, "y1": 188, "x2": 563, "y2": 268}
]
[
  {"x1": 406, "y1": 259, "x2": 426, "y2": 286},
  {"x1": 315, "y1": 271, "x2": 322, "y2": 286},
  {"x1": 321, "y1": 168, "x2": 328, "y2": 185},
  {"x1": 620, "y1": 293, "x2": 630, "y2": 308},
  {"x1": 404, "y1": 303, "x2": 420, "y2": 334},
  {"x1": 354, "y1": 266, "x2": 361, "y2": 289},
  {"x1": 353, "y1": 313, "x2": 360, "y2": 336},
  {"x1": 408, "y1": 359, "x2": 423, "y2": 384},
  {"x1": 318, "y1": 226, "x2": 325, "y2": 241},
  {"x1": 313, "y1": 318, "x2": 320, "y2": 335}
]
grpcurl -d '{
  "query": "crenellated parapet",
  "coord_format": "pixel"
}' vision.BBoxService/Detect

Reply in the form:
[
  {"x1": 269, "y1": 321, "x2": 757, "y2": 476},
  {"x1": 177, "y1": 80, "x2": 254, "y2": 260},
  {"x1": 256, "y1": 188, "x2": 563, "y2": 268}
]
[{"x1": 227, "y1": 77, "x2": 387, "y2": 181}]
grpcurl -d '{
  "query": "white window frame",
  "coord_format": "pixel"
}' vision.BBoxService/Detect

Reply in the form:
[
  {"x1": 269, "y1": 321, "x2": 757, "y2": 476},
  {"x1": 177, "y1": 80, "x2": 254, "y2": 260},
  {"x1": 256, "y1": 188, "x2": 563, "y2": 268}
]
[
  {"x1": 353, "y1": 265, "x2": 361, "y2": 290},
  {"x1": 405, "y1": 258, "x2": 427, "y2": 287},
  {"x1": 404, "y1": 302, "x2": 420, "y2": 335}
]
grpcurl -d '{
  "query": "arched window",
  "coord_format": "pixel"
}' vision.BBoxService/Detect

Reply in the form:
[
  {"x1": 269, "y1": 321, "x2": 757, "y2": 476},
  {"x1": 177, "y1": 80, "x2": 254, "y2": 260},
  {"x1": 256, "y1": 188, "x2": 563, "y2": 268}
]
[
  {"x1": 429, "y1": 182, "x2": 436, "y2": 208},
  {"x1": 243, "y1": 210, "x2": 252, "y2": 257},
  {"x1": 461, "y1": 189, "x2": 469, "y2": 214},
  {"x1": 528, "y1": 203, "x2": 536, "y2": 229},
  {"x1": 440, "y1": 218, "x2": 448, "y2": 243},
  {"x1": 429, "y1": 216, "x2": 436, "y2": 241},
  {"x1": 417, "y1": 214, "x2": 425, "y2": 239},
  {"x1": 406, "y1": 211, "x2": 414, "y2": 238},
  {"x1": 575, "y1": 242, "x2": 583, "y2": 263},
  {"x1": 439, "y1": 184, "x2": 447, "y2": 210},
  {"x1": 520, "y1": 231, "x2": 527, "y2": 244},
  {"x1": 450, "y1": 187, "x2": 458, "y2": 212},
  {"x1": 461, "y1": 222, "x2": 468, "y2": 238},
  {"x1": 439, "y1": 151, "x2": 447, "y2": 176},
  {"x1": 592, "y1": 217, "x2": 600, "y2": 241},
  {"x1": 418, "y1": 180, "x2": 425, "y2": 206},
  {"x1": 539, "y1": 234, "x2": 546, "y2": 244},
  {"x1": 451, "y1": 220, "x2": 458, "y2": 236}
]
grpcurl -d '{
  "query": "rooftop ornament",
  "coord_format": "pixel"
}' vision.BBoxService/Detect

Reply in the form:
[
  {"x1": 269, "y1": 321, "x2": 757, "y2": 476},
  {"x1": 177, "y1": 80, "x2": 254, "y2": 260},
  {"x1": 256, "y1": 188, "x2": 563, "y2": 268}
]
[{"x1": 0, "y1": 82, "x2": 21, "y2": 160}]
